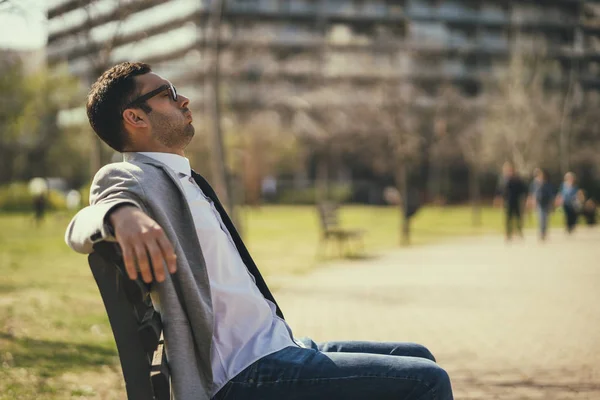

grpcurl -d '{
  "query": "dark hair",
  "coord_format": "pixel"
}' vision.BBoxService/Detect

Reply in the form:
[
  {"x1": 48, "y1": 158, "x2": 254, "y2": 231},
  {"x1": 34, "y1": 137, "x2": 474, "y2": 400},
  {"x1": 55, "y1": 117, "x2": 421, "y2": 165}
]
[{"x1": 86, "y1": 62, "x2": 152, "y2": 151}]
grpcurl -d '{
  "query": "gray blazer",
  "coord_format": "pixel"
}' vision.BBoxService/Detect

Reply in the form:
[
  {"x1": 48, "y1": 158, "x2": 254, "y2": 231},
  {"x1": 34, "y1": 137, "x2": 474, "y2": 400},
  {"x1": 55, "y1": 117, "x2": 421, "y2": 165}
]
[{"x1": 65, "y1": 153, "x2": 283, "y2": 400}]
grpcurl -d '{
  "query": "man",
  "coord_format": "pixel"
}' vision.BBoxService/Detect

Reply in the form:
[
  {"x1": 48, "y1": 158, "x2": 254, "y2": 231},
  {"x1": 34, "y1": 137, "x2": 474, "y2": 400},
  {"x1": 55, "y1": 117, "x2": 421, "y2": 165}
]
[
  {"x1": 495, "y1": 162, "x2": 527, "y2": 241},
  {"x1": 555, "y1": 172, "x2": 579, "y2": 234},
  {"x1": 65, "y1": 62, "x2": 453, "y2": 400},
  {"x1": 527, "y1": 168, "x2": 554, "y2": 241}
]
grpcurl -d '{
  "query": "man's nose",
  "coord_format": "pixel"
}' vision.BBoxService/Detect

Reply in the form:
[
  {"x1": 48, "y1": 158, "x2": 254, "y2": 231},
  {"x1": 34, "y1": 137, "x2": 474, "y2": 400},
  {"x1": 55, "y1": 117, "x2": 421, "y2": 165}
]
[{"x1": 179, "y1": 94, "x2": 190, "y2": 108}]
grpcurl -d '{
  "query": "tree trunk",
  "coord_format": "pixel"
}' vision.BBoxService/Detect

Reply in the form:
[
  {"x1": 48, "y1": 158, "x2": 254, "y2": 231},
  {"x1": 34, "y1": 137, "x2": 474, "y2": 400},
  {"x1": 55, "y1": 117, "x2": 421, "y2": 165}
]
[
  {"x1": 316, "y1": 155, "x2": 329, "y2": 204},
  {"x1": 469, "y1": 162, "x2": 481, "y2": 227},
  {"x1": 395, "y1": 162, "x2": 410, "y2": 246},
  {"x1": 559, "y1": 55, "x2": 577, "y2": 176},
  {"x1": 428, "y1": 151, "x2": 441, "y2": 204},
  {"x1": 206, "y1": 0, "x2": 240, "y2": 232}
]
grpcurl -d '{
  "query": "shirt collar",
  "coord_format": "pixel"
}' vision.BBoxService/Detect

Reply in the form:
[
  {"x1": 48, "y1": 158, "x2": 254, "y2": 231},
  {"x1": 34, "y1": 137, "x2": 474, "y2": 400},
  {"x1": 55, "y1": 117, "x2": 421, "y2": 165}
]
[{"x1": 129, "y1": 152, "x2": 192, "y2": 176}]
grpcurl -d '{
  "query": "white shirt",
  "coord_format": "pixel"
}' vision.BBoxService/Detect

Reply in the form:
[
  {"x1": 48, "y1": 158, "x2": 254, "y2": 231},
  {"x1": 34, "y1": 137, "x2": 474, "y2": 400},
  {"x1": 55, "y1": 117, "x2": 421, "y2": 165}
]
[{"x1": 134, "y1": 152, "x2": 297, "y2": 396}]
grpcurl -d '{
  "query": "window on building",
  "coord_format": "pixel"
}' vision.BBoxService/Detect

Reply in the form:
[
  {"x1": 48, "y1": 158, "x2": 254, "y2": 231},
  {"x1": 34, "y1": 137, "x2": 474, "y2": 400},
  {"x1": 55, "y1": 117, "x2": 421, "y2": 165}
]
[
  {"x1": 512, "y1": 4, "x2": 541, "y2": 23},
  {"x1": 287, "y1": 0, "x2": 317, "y2": 13},
  {"x1": 230, "y1": 0, "x2": 260, "y2": 11},
  {"x1": 447, "y1": 25, "x2": 476, "y2": 47},
  {"x1": 442, "y1": 57, "x2": 466, "y2": 76},
  {"x1": 438, "y1": 0, "x2": 478, "y2": 18},
  {"x1": 409, "y1": 21, "x2": 447, "y2": 45},
  {"x1": 479, "y1": 28, "x2": 508, "y2": 50},
  {"x1": 480, "y1": 3, "x2": 507, "y2": 22},
  {"x1": 406, "y1": 0, "x2": 435, "y2": 17},
  {"x1": 325, "y1": 0, "x2": 356, "y2": 15},
  {"x1": 362, "y1": 0, "x2": 386, "y2": 16}
]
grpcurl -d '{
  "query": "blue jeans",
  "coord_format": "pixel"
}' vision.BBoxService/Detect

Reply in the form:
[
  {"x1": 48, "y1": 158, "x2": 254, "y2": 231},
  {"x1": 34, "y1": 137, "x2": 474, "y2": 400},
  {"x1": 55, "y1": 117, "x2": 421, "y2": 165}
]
[
  {"x1": 538, "y1": 206, "x2": 550, "y2": 239},
  {"x1": 212, "y1": 340, "x2": 453, "y2": 400}
]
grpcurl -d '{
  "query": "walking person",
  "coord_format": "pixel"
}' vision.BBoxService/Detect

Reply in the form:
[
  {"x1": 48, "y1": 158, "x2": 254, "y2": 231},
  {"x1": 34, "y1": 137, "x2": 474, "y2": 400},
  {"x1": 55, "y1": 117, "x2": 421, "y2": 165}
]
[
  {"x1": 65, "y1": 62, "x2": 453, "y2": 400},
  {"x1": 528, "y1": 169, "x2": 554, "y2": 241},
  {"x1": 555, "y1": 172, "x2": 579, "y2": 234},
  {"x1": 495, "y1": 162, "x2": 527, "y2": 241}
]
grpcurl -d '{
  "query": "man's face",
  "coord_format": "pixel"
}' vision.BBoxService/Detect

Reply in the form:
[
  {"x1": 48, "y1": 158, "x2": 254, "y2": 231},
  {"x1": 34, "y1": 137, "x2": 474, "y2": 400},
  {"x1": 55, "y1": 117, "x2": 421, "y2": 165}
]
[
  {"x1": 133, "y1": 72, "x2": 195, "y2": 149},
  {"x1": 565, "y1": 174, "x2": 574, "y2": 185},
  {"x1": 536, "y1": 173, "x2": 544, "y2": 183}
]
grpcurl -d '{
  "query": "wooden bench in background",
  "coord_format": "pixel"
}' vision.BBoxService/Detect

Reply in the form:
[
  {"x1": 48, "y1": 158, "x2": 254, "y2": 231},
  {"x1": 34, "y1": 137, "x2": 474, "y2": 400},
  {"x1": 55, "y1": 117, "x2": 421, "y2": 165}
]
[
  {"x1": 317, "y1": 202, "x2": 365, "y2": 258},
  {"x1": 89, "y1": 241, "x2": 170, "y2": 400}
]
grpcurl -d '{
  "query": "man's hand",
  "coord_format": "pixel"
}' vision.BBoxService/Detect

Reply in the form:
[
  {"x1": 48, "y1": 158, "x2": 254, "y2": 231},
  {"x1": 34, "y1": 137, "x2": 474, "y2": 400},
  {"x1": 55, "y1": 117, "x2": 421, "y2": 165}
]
[
  {"x1": 554, "y1": 196, "x2": 563, "y2": 208},
  {"x1": 109, "y1": 206, "x2": 177, "y2": 283},
  {"x1": 526, "y1": 195, "x2": 535, "y2": 210}
]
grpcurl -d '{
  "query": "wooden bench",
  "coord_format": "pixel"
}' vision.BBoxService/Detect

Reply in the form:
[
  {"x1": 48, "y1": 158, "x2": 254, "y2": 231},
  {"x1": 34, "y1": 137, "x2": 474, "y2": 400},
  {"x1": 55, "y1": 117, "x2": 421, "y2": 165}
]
[
  {"x1": 89, "y1": 241, "x2": 170, "y2": 400},
  {"x1": 317, "y1": 202, "x2": 365, "y2": 257}
]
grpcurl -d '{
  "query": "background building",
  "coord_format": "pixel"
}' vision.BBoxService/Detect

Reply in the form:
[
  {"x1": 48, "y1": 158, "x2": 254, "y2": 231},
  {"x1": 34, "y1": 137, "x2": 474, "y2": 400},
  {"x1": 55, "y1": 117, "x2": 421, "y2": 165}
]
[
  {"x1": 46, "y1": 0, "x2": 600, "y2": 203},
  {"x1": 47, "y1": 0, "x2": 600, "y2": 93}
]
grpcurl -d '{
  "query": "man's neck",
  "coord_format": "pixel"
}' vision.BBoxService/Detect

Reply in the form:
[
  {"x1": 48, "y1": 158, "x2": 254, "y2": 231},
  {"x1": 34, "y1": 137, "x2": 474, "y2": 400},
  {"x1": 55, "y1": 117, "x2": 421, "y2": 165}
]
[{"x1": 125, "y1": 147, "x2": 185, "y2": 157}]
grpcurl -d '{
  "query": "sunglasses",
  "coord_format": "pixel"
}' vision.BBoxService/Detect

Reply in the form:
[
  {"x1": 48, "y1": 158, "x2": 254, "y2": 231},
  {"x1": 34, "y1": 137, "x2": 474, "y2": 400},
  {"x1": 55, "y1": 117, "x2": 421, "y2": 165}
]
[{"x1": 123, "y1": 83, "x2": 178, "y2": 112}]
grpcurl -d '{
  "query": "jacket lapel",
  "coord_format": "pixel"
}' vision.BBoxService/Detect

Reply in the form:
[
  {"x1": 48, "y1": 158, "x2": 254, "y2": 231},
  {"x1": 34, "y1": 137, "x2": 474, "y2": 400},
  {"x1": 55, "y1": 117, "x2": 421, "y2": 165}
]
[
  {"x1": 123, "y1": 153, "x2": 188, "y2": 196},
  {"x1": 191, "y1": 171, "x2": 284, "y2": 320},
  {"x1": 121, "y1": 153, "x2": 284, "y2": 319}
]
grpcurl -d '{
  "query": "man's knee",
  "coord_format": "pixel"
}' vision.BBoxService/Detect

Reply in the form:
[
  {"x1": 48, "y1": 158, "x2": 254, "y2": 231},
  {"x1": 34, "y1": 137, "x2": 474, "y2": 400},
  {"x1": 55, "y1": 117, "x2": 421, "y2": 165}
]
[
  {"x1": 427, "y1": 364, "x2": 453, "y2": 399},
  {"x1": 402, "y1": 359, "x2": 453, "y2": 399},
  {"x1": 391, "y1": 343, "x2": 436, "y2": 362}
]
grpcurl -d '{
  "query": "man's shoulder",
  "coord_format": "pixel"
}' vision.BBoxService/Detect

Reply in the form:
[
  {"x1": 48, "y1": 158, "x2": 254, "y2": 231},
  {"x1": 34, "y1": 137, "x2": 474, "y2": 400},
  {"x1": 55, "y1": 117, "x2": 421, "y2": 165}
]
[{"x1": 94, "y1": 160, "x2": 162, "y2": 181}]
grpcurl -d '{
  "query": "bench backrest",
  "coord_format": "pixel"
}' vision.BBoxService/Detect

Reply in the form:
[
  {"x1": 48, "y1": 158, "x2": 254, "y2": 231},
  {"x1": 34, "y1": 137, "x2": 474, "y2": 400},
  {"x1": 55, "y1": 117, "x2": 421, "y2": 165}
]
[
  {"x1": 89, "y1": 242, "x2": 168, "y2": 400},
  {"x1": 317, "y1": 202, "x2": 341, "y2": 232}
]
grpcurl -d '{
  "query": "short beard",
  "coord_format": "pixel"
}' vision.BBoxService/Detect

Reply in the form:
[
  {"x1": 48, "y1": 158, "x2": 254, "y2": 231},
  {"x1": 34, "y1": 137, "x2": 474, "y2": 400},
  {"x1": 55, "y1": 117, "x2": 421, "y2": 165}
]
[{"x1": 150, "y1": 112, "x2": 194, "y2": 149}]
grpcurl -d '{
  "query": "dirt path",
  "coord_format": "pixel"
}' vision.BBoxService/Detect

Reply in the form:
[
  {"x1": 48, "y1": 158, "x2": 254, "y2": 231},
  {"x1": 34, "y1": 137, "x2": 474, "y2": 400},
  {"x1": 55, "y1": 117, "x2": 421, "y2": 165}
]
[{"x1": 272, "y1": 228, "x2": 600, "y2": 399}]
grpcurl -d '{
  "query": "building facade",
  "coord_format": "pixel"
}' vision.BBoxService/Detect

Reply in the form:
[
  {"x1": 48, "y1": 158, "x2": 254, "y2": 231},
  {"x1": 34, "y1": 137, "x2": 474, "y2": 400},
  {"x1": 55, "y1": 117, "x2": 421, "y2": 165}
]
[{"x1": 47, "y1": 0, "x2": 600, "y2": 99}]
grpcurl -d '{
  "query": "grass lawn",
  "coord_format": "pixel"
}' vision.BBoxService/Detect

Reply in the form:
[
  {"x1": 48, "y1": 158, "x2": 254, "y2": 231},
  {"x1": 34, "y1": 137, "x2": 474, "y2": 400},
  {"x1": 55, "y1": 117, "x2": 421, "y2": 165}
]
[
  {"x1": 0, "y1": 205, "x2": 565, "y2": 399},
  {"x1": 243, "y1": 205, "x2": 563, "y2": 275}
]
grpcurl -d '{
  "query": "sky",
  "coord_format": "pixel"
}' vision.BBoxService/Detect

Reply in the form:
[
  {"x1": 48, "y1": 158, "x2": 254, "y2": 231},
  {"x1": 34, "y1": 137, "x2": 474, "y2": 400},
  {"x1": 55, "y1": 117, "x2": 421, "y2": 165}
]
[{"x1": 0, "y1": 0, "x2": 47, "y2": 49}]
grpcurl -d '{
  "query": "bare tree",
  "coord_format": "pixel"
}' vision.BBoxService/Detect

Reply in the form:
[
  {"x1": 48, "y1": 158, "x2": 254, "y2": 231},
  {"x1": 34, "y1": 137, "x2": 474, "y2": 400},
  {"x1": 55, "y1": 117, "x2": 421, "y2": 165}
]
[
  {"x1": 381, "y1": 84, "x2": 424, "y2": 245},
  {"x1": 48, "y1": 0, "x2": 137, "y2": 175},
  {"x1": 482, "y1": 48, "x2": 563, "y2": 177},
  {"x1": 232, "y1": 110, "x2": 301, "y2": 206},
  {"x1": 284, "y1": 81, "x2": 425, "y2": 245},
  {"x1": 570, "y1": 90, "x2": 600, "y2": 172},
  {"x1": 430, "y1": 85, "x2": 464, "y2": 204},
  {"x1": 347, "y1": 83, "x2": 423, "y2": 245},
  {"x1": 82, "y1": 1, "x2": 128, "y2": 174},
  {"x1": 276, "y1": 86, "x2": 355, "y2": 203},
  {"x1": 435, "y1": 85, "x2": 487, "y2": 225},
  {"x1": 205, "y1": 0, "x2": 239, "y2": 226}
]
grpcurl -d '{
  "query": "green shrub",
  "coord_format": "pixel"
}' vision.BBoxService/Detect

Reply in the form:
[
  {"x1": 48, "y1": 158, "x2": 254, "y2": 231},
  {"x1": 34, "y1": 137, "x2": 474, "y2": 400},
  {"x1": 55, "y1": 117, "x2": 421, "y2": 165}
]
[
  {"x1": 47, "y1": 189, "x2": 67, "y2": 210},
  {"x1": 0, "y1": 182, "x2": 67, "y2": 213},
  {"x1": 79, "y1": 183, "x2": 91, "y2": 207}
]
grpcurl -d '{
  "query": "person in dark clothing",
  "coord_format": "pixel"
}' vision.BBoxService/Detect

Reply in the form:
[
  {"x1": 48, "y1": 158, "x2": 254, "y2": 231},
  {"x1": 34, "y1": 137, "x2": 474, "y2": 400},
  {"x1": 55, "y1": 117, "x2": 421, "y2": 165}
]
[
  {"x1": 582, "y1": 197, "x2": 597, "y2": 226},
  {"x1": 555, "y1": 172, "x2": 579, "y2": 234},
  {"x1": 528, "y1": 168, "x2": 554, "y2": 241},
  {"x1": 495, "y1": 162, "x2": 527, "y2": 240},
  {"x1": 33, "y1": 192, "x2": 47, "y2": 226}
]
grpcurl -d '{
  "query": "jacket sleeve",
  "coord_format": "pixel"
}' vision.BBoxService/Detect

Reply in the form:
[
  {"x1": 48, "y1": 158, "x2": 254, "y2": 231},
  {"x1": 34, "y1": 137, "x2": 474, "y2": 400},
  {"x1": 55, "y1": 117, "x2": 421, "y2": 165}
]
[{"x1": 64, "y1": 164, "x2": 148, "y2": 254}]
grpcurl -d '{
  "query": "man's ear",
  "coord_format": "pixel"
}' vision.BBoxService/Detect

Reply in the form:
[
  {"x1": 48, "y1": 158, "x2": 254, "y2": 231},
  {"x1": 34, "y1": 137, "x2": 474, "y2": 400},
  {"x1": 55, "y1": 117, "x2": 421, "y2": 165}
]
[{"x1": 122, "y1": 109, "x2": 148, "y2": 129}]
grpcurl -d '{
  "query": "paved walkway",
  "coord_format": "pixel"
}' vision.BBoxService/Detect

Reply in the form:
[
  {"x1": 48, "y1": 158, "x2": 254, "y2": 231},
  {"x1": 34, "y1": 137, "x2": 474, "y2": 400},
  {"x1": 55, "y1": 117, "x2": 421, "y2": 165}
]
[{"x1": 271, "y1": 227, "x2": 600, "y2": 400}]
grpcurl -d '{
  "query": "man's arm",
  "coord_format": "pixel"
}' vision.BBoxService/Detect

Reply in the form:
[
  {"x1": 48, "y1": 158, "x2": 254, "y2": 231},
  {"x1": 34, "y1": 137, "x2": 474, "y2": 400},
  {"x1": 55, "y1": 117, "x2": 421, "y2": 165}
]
[
  {"x1": 65, "y1": 164, "x2": 176, "y2": 283},
  {"x1": 65, "y1": 164, "x2": 146, "y2": 254},
  {"x1": 107, "y1": 205, "x2": 177, "y2": 283},
  {"x1": 554, "y1": 183, "x2": 564, "y2": 207}
]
